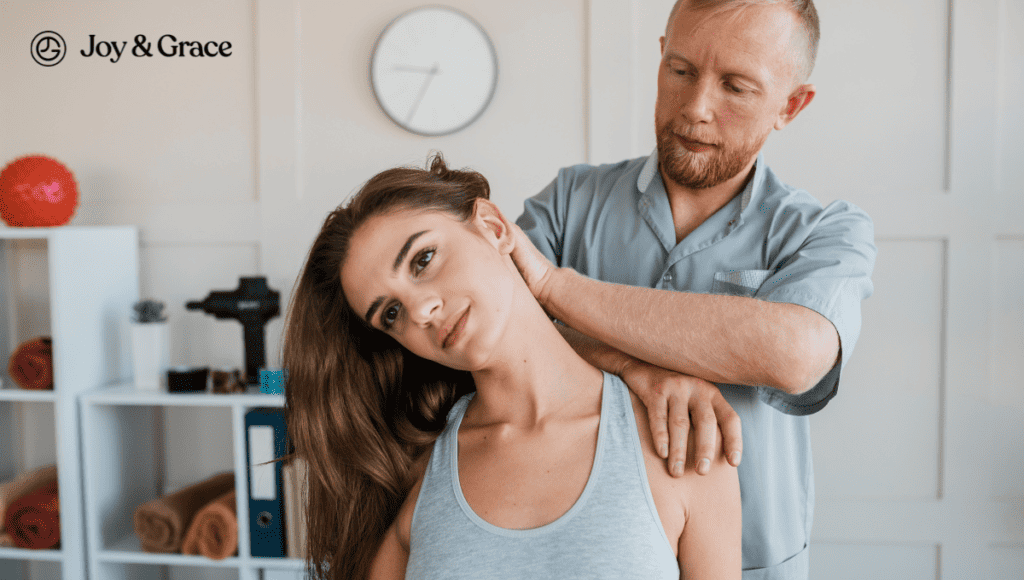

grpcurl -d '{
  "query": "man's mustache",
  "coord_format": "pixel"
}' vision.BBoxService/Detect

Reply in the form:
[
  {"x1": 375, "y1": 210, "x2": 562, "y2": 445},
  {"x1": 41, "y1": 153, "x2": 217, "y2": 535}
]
[{"x1": 665, "y1": 125, "x2": 720, "y2": 148}]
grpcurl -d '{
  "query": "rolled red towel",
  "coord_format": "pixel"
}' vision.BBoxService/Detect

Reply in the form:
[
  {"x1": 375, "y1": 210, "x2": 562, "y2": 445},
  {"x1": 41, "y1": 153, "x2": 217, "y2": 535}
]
[
  {"x1": 7, "y1": 337, "x2": 54, "y2": 390},
  {"x1": 4, "y1": 480, "x2": 60, "y2": 549}
]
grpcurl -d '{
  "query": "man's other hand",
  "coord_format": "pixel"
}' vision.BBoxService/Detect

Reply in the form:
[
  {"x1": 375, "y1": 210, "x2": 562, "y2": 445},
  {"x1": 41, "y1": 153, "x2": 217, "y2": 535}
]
[
  {"x1": 508, "y1": 223, "x2": 557, "y2": 304},
  {"x1": 620, "y1": 359, "x2": 743, "y2": 477}
]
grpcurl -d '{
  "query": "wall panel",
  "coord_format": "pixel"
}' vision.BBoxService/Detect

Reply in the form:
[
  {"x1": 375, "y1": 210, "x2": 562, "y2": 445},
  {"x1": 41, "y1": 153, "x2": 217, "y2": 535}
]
[
  {"x1": 809, "y1": 543, "x2": 938, "y2": 580},
  {"x1": 811, "y1": 239, "x2": 944, "y2": 500}
]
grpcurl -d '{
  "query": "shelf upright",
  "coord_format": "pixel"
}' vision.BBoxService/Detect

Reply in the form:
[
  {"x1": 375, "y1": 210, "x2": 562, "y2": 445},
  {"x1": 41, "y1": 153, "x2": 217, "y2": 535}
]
[{"x1": 0, "y1": 225, "x2": 139, "y2": 580}]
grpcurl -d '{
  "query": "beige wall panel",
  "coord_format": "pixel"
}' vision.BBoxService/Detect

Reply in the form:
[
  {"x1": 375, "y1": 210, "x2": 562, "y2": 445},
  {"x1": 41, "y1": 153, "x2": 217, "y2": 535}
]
[
  {"x1": 989, "y1": 545, "x2": 1024, "y2": 579},
  {"x1": 809, "y1": 543, "x2": 938, "y2": 579},
  {"x1": 0, "y1": 1, "x2": 255, "y2": 206},
  {"x1": 811, "y1": 239, "x2": 943, "y2": 499},
  {"x1": 997, "y1": 0, "x2": 1024, "y2": 229},
  {"x1": 762, "y1": 0, "x2": 950, "y2": 202},
  {"x1": 991, "y1": 239, "x2": 1024, "y2": 499},
  {"x1": 162, "y1": 406, "x2": 234, "y2": 498}
]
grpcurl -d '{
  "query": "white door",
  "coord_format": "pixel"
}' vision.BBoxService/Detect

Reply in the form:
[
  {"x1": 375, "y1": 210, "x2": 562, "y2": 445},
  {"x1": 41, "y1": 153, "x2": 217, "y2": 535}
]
[{"x1": 588, "y1": 0, "x2": 1024, "y2": 577}]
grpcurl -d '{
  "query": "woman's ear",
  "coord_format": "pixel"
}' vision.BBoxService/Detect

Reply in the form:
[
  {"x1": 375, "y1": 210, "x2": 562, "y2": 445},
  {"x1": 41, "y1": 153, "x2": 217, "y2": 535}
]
[{"x1": 471, "y1": 198, "x2": 514, "y2": 255}]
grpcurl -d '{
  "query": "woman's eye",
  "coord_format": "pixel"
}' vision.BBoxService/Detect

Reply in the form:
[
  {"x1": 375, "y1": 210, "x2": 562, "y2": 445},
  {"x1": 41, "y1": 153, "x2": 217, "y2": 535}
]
[
  {"x1": 382, "y1": 304, "x2": 401, "y2": 329},
  {"x1": 414, "y1": 248, "x2": 435, "y2": 273}
]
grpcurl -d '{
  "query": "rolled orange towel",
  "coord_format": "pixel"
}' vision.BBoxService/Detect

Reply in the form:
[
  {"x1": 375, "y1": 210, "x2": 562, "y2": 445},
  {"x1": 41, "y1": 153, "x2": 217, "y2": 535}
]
[
  {"x1": 4, "y1": 480, "x2": 60, "y2": 549},
  {"x1": 0, "y1": 465, "x2": 58, "y2": 534},
  {"x1": 7, "y1": 337, "x2": 53, "y2": 390},
  {"x1": 133, "y1": 471, "x2": 234, "y2": 553},
  {"x1": 181, "y1": 489, "x2": 238, "y2": 559}
]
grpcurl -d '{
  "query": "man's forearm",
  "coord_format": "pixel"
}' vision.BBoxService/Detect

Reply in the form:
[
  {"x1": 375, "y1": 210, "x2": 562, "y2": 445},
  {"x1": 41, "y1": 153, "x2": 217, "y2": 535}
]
[
  {"x1": 539, "y1": 268, "x2": 839, "y2": 394},
  {"x1": 554, "y1": 322, "x2": 635, "y2": 376}
]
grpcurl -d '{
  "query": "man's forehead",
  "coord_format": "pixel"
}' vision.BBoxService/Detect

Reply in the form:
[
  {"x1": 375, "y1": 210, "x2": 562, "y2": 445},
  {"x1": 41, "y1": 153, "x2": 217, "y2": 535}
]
[{"x1": 666, "y1": 2, "x2": 800, "y2": 77}]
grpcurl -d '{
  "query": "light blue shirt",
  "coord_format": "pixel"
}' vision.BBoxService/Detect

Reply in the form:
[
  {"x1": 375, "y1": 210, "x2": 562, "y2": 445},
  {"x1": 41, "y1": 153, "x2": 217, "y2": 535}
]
[{"x1": 516, "y1": 150, "x2": 876, "y2": 579}]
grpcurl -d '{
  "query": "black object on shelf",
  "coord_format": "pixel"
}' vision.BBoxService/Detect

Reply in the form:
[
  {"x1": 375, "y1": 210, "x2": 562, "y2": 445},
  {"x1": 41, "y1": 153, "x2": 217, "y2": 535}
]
[
  {"x1": 186, "y1": 276, "x2": 280, "y2": 386},
  {"x1": 167, "y1": 367, "x2": 209, "y2": 393}
]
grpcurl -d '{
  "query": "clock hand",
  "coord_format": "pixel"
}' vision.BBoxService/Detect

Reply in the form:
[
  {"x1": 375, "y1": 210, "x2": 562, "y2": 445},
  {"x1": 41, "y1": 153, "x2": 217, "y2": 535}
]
[
  {"x1": 405, "y1": 62, "x2": 441, "y2": 126},
  {"x1": 394, "y1": 64, "x2": 443, "y2": 74}
]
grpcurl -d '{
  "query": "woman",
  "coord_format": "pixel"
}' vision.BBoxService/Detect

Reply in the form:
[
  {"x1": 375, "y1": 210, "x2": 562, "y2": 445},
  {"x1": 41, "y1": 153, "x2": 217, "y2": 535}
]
[{"x1": 282, "y1": 154, "x2": 740, "y2": 580}]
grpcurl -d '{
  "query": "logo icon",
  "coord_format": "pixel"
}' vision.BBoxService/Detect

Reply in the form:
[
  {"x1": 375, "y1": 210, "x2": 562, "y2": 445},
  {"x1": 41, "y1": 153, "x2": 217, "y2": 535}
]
[{"x1": 31, "y1": 31, "x2": 66, "y2": 67}]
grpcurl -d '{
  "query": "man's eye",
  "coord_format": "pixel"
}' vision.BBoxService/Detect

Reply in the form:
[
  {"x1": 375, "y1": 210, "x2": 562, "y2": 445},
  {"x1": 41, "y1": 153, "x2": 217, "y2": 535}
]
[
  {"x1": 727, "y1": 83, "x2": 746, "y2": 94},
  {"x1": 414, "y1": 248, "x2": 435, "y2": 273}
]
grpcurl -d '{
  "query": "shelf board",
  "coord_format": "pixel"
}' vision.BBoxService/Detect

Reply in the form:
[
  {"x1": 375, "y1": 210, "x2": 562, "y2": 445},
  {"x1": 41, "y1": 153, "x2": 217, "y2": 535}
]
[
  {"x1": 0, "y1": 226, "x2": 135, "y2": 240},
  {"x1": 0, "y1": 545, "x2": 64, "y2": 561},
  {"x1": 81, "y1": 382, "x2": 285, "y2": 408},
  {"x1": 97, "y1": 534, "x2": 243, "y2": 567},
  {"x1": 249, "y1": 555, "x2": 309, "y2": 570},
  {"x1": 0, "y1": 387, "x2": 57, "y2": 403}
]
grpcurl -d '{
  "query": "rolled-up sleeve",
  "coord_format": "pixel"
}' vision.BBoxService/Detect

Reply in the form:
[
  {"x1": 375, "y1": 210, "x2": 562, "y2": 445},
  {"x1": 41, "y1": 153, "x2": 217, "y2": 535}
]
[{"x1": 753, "y1": 199, "x2": 877, "y2": 415}]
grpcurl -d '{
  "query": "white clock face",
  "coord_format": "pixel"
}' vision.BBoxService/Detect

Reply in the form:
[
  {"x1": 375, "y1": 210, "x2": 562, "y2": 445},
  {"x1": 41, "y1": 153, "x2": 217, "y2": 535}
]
[{"x1": 370, "y1": 6, "x2": 498, "y2": 136}]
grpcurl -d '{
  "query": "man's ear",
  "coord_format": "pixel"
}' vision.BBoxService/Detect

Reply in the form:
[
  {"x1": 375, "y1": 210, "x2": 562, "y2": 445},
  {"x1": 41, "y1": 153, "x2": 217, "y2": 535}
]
[
  {"x1": 775, "y1": 83, "x2": 815, "y2": 130},
  {"x1": 471, "y1": 198, "x2": 514, "y2": 254}
]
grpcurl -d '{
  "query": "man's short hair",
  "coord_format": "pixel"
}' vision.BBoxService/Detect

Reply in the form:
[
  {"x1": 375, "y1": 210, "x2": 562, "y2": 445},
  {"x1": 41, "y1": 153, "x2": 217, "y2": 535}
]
[{"x1": 666, "y1": 0, "x2": 820, "y2": 83}]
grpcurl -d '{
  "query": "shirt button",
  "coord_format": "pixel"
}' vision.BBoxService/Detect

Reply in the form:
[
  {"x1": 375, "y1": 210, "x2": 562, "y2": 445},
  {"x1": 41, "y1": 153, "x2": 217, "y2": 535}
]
[{"x1": 663, "y1": 272, "x2": 673, "y2": 282}]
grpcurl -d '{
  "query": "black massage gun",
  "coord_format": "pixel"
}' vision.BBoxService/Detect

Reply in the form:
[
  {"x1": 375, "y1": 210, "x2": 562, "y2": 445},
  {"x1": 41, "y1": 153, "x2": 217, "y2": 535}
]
[{"x1": 186, "y1": 276, "x2": 280, "y2": 386}]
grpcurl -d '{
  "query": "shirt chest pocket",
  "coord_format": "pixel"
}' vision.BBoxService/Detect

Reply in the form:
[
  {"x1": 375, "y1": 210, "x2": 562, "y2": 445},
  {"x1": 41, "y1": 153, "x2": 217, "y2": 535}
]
[{"x1": 712, "y1": 269, "x2": 774, "y2": 297}]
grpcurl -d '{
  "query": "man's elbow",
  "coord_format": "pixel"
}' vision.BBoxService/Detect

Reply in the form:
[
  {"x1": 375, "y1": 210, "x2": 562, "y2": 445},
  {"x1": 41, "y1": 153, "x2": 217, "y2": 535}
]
[
  {"x1": 777, "y1": 358, "x2": 830, "y2": 395},
  {"x1": 775, "y1": 324, "x2": 840, "y2": 396}
]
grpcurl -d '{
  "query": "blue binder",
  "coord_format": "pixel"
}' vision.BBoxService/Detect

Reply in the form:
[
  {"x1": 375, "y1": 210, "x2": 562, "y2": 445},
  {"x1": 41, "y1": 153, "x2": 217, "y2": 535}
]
[{"x1": 245, "y1": 407, "x2": 288, "y2": 557}]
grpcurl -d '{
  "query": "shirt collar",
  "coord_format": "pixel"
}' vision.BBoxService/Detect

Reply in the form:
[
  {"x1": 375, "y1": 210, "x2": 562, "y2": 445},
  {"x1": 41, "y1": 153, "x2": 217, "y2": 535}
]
[{"x1": 638, "y1": 148, "x2": 766, "y2": 220}]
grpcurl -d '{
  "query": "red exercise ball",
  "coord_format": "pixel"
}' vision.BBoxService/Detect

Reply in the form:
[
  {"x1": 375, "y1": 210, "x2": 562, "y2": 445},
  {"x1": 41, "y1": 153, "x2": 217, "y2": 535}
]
[{"x1": 0, "y1": 155, "x2": 79, "y2": 227}]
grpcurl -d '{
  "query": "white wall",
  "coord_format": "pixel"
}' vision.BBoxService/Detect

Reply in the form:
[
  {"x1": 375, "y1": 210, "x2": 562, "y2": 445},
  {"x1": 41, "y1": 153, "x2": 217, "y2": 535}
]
[{"x1": 2, "y1": 0, "x2": 1021, "y2": 577}]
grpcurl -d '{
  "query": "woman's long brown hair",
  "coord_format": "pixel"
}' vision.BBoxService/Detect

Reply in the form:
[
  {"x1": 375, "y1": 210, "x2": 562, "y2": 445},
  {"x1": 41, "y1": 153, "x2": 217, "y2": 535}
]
[{"x1": 281, "y1": 154, "x2": 486, "y2": 579}]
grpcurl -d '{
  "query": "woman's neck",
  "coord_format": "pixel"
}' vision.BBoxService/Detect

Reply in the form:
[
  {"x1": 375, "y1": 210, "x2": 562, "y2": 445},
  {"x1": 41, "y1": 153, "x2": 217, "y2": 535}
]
[{"x1": 466, "y1": 281, "x2": 604, "y2": 428}]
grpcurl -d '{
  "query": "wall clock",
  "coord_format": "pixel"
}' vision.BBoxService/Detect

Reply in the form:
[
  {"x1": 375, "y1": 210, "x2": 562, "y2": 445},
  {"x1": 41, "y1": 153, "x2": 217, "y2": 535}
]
[{"x1": 370, "y1": 6, "x2": 498, "y2": 136}]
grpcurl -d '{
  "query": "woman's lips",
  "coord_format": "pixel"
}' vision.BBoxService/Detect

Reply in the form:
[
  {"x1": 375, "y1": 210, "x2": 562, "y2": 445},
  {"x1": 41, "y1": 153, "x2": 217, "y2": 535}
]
[{"x1": 442, "y1": 309, "x2": 469, "y2": 349}]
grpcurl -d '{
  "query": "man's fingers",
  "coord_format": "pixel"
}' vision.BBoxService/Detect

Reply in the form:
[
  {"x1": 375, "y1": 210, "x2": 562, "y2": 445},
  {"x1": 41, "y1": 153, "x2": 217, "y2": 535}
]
[
  {"x1": 691, "y1": 404, "x2": 718, "y2": 476},
  {"x1": 667, "y1": 396, "x2": 689, "y2": 477},
  {"x1": 715, "y1": 397, "x2": 743, "y2": 467},
  {"x1": 646, "y1": 398, "x2": 671, "y2": 460}
]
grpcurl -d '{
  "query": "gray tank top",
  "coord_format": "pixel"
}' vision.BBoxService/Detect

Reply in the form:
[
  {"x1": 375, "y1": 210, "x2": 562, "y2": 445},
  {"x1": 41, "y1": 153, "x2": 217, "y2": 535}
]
[{"x1": 405, "y1": 371, "x2": 679, "y2": 579}]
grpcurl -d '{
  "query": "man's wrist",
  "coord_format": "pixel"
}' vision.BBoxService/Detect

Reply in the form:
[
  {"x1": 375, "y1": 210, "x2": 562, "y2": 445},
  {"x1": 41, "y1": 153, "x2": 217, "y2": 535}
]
[{"x1": 536, "y1": 266, "x2": 573, "y2": 318}]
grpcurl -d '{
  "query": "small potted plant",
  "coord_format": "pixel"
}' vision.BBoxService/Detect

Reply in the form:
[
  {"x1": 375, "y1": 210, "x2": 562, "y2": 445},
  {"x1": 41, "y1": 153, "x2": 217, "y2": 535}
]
[{"x1": 131, "y1": 299, "x2": 169, "y2": 391}]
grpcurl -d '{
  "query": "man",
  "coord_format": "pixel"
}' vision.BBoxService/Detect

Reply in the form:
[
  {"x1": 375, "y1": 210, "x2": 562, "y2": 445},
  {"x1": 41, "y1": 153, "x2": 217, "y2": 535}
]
[{"x1": 511, "y1": 0, "x2": 876, "y2": 577}]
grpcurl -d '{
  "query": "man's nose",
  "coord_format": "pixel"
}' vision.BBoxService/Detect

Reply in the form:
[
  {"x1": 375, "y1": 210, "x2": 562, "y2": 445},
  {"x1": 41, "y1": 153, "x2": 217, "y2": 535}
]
[{"x1": 679, "y1": 80, "x2": 715, "y2": 125}]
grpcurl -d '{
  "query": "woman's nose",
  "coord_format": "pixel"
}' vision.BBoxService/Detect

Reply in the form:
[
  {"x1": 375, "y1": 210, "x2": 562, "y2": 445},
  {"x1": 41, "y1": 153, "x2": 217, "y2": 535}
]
[{"x1": 407, "y1": 292, "x2": 442, "y2": 326}]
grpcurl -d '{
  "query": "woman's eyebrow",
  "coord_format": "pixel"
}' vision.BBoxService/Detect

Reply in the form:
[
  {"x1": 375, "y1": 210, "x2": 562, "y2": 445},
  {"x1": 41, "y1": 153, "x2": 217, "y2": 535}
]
[
  {"x1": 394, "y1": 230, "x2": 430, "y2": 271},
  {"x1": 364, "y1": 229, "x2": 430, "y2": 325}
]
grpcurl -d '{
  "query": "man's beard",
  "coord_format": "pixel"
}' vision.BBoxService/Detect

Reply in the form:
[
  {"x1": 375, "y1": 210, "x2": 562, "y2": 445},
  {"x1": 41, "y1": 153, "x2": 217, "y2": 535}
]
[{"x1": 656, "y1": 122, "x2": 769, "y2": 190}]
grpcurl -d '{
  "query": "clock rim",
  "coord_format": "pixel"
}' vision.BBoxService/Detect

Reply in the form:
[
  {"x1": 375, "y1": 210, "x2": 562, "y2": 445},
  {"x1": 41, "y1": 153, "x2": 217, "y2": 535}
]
[{"x1": 369, "y1": 4, "x2": 499, "y2": 137}]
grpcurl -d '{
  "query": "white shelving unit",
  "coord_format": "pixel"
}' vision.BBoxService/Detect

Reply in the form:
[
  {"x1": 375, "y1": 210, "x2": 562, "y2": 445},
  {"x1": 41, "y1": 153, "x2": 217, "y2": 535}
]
[
  {"x1": 0, "y1": 226, "x2": 139, "y2": 580},
  {"x1": 80, "y1": 384, "x2": 307, "y2": 580}
]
